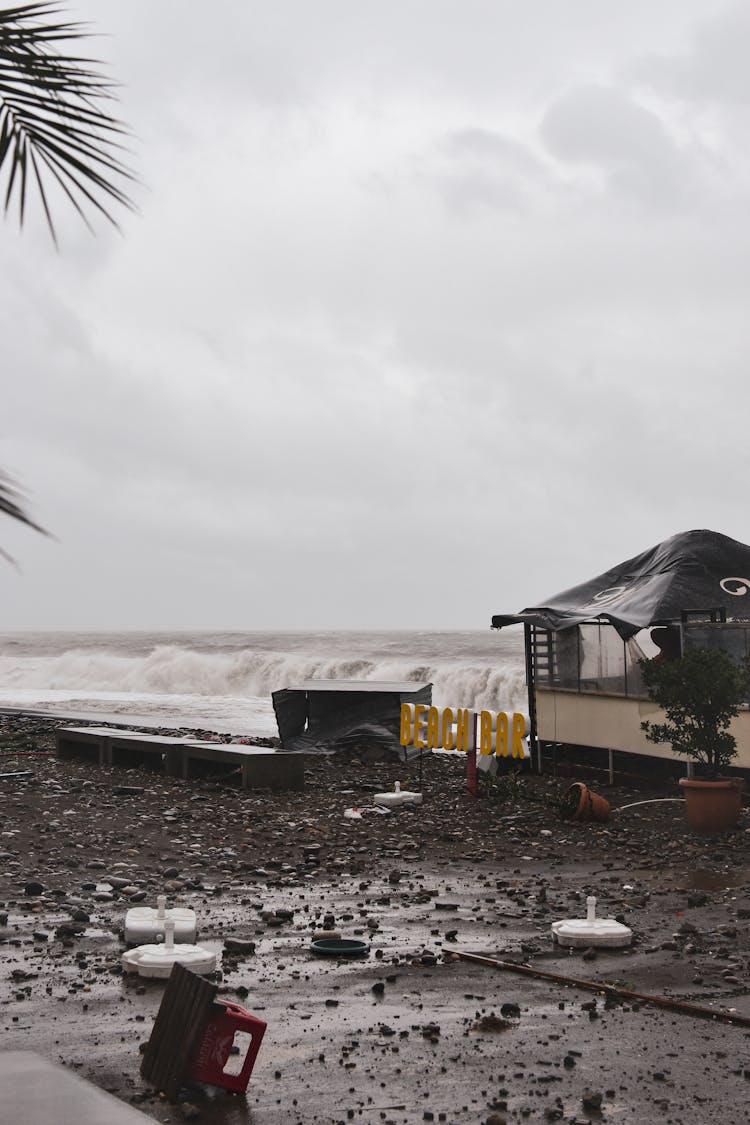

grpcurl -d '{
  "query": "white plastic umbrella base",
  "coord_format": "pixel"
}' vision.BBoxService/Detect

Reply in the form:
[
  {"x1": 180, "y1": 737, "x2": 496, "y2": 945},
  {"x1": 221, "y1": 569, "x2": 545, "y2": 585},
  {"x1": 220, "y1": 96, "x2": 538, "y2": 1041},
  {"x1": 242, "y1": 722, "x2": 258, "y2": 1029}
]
[
  {"x1": 551, "y1": 917, "x2": 633, "y2": 948},
  {"x1": 124, "y1": 906, "x2": 197, "y2": 945},
  {"x1": 374, "y1": 791, "x2": 422, "y2": 808},
  {"x1": 121, "y1": 942, "x2": 217, "y2": 978},
  {"x1": 551, "y1": 895, "x2": 632, "y2": 949}
]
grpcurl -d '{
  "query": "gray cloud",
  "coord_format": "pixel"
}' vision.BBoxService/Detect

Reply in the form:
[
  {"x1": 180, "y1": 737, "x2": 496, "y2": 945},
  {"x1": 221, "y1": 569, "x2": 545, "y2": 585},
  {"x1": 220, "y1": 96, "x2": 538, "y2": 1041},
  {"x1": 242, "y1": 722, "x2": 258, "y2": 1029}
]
[
  {"x1": 426, "y1": 128, "x2": 556, "y2": 215},
  {"x1": 540, "y1": 84, "x2": 689, "y2": 209},
  {"x1": 2, "y1": 1, "x2": 750, "y2": 629},
  {"x1": 635, "y1": 3, "x2": 750, "y2": 106}
]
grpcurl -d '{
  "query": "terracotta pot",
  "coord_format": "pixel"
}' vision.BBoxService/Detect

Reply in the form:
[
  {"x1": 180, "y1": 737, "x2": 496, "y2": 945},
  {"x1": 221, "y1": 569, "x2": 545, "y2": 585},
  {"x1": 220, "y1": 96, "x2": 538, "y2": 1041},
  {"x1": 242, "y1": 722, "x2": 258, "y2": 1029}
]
[
  {"x1": 561, "y1": 782, "x2": 611, "y2": 823},
  {"x1": 678, "y1": 777, "x2": 744, "y2": 833}
]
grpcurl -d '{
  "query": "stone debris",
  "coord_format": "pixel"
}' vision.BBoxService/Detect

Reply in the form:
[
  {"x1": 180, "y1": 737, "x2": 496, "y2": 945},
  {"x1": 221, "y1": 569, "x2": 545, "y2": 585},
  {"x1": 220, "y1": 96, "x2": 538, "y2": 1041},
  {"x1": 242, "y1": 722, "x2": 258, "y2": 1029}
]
[{"x1": 1, "y1": 712, "x2": 750, "y2": 1123}]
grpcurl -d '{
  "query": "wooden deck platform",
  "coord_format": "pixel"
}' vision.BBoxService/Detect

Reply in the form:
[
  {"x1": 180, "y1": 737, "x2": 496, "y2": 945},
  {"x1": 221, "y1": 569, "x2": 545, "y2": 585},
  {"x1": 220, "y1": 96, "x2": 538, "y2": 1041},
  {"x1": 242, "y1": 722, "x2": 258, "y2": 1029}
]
[{"x1": 55, "y1": 726, "x2": 308, "y2": 790}]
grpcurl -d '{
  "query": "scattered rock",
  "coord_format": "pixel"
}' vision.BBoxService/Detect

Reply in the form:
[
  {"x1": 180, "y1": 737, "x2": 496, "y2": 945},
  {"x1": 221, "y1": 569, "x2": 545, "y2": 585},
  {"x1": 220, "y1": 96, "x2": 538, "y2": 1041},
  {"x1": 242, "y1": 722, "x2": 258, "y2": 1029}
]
[
  {"x1": 473, "y1": 1013, "x2": 513, "y2": 1033},
  {"x1": 224, "y1": 938, "x2": 256, "y2": 954},
  {"x1": 582, "y1": 1089, "x2": 603, "y2": 1111}
]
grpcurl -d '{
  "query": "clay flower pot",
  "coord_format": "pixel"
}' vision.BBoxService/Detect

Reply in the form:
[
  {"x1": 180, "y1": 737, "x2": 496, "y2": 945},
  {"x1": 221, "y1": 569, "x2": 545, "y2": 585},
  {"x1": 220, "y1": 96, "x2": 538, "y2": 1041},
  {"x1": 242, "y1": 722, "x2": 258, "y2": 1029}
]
[
  {"x1": 560, "y1": 782, "x2": 611, "y2": 823},
  {"x1": 678, "y1": 777, "x2": 744, "y2": 833}
]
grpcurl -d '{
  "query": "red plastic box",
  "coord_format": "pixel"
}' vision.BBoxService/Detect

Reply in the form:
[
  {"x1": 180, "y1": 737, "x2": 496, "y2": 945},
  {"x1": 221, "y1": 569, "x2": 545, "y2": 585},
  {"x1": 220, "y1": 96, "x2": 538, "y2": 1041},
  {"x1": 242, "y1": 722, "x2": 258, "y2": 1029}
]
[{"x1": 188, "y1": 1000, "x2": 267, "y2": 1093}]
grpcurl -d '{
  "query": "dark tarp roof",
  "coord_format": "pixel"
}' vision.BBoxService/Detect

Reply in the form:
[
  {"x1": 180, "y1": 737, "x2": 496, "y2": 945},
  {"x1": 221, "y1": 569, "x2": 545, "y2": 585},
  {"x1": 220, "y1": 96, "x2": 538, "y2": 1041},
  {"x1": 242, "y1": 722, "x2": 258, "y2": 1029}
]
[{"x1": 492, "y1": 529, "x2": 750, "y2": 639}]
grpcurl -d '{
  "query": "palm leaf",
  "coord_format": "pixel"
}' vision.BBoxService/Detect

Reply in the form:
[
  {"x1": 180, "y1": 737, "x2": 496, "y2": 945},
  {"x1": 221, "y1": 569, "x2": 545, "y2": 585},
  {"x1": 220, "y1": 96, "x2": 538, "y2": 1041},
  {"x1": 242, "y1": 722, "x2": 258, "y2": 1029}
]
[
  {"x1": 0, "y1": 2, "x2": 135, "y2": 241},
  {"x1": 0, "y1": 472, "x2": 48, "y2": 563}
]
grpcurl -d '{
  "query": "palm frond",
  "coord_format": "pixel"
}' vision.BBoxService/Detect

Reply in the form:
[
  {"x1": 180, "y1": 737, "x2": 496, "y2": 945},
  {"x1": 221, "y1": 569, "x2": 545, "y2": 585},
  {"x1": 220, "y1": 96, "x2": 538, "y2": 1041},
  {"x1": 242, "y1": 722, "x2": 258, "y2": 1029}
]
[
  {"x1": 0, "y1": 471, "x2": 48, "y2": 563},
  {"x1": 0, "y1": 2, "x2": 135, "y2": 241}
]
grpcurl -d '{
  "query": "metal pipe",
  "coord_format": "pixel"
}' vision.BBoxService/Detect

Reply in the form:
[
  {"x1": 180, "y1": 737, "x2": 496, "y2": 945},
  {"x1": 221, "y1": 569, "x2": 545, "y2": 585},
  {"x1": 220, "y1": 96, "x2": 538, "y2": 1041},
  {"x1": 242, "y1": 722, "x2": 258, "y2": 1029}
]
[{"x1": 453, "y1": 951, "x2": 750, "y2": 1028}]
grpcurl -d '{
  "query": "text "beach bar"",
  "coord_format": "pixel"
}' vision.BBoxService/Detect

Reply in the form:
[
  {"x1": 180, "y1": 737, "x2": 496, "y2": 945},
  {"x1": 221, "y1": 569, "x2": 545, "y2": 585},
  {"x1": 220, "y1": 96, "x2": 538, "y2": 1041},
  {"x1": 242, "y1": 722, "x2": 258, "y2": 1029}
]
[{"x1": 399, "y1": 704, "x2": 529, "y2": 758}]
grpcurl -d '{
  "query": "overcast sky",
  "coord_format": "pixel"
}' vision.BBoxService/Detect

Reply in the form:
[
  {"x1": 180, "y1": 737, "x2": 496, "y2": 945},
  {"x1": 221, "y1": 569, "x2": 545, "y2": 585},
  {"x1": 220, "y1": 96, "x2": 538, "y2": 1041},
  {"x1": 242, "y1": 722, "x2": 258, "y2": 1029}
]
[{"x1": 2, "y1": 0, "x2": 750, "y2": 631}]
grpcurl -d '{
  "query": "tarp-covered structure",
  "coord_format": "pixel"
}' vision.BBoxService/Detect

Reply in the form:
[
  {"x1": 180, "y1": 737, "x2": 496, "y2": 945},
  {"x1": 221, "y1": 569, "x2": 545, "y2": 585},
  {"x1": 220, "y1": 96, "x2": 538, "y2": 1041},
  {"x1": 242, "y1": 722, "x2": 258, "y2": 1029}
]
[
  {"x1": 492, "y1": 529, "x2": 750, "y2": 639},
  {"x1": 272, "y1": 679, "x2": 432, "y2": 761}
]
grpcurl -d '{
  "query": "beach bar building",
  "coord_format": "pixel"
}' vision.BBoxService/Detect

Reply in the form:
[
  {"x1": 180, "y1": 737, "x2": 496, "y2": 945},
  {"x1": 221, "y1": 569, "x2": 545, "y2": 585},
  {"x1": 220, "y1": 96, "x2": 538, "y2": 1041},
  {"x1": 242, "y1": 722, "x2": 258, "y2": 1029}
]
[{"x1": 492, "y1": 530, "x2": 750, "y2": 779}]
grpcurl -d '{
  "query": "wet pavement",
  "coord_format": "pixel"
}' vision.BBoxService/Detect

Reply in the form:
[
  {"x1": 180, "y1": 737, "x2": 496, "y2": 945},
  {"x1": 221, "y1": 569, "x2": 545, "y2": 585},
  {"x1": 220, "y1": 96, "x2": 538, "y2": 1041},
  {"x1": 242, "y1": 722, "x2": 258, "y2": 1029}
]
[{"x1": 2, "y1": 714, "x2": 750, "y2": 1124}]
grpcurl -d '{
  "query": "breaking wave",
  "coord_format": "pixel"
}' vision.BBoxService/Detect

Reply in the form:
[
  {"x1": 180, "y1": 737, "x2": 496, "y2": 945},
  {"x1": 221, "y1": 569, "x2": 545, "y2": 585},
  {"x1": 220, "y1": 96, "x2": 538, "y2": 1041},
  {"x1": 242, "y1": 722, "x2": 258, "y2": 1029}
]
[{"x1": 0, "y1": 642, "x2": 526, "y2": 714}]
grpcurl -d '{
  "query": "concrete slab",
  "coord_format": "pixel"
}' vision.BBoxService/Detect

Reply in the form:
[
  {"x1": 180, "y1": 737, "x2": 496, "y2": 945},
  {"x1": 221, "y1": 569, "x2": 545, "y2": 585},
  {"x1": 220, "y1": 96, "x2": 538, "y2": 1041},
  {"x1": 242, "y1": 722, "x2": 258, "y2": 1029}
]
[{"x1": 0, "y1": 1052, "x2": 155, "y2": 1124}]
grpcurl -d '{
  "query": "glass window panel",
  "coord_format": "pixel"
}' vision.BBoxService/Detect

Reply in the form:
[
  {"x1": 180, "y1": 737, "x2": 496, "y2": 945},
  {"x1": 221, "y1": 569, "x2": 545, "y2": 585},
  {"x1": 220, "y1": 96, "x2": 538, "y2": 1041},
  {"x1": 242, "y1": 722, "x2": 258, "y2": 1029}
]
[
  {"x1": 578, "y1": 622, "x2": 626, "y2": 694},
  {"x1": 552, "y1": 629, "x2": 579, "y2": 689},
  {"x1": 683, "y1": 623, "x2": 750, "y2": 704}
]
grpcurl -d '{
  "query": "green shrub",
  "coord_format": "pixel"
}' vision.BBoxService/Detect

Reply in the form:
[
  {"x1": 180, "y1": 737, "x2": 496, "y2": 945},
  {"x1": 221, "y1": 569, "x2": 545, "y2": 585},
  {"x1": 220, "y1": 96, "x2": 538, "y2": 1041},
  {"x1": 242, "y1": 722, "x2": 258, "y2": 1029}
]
[{"x1": 640, "y1": 647, "x2": 750, "y2": 777}]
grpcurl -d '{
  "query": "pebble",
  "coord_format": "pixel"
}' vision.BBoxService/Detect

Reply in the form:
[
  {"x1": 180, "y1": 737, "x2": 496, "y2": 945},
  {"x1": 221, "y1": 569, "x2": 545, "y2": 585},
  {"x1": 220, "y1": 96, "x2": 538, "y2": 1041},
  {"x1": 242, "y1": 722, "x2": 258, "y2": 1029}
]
[
  {"x1": 105, "y1": 876, "x2": 134, "y2": 890},
  {"x1": 224, "y1": 938, "x2": 256, "y2": 954},
  {"x1": 2, "y1": 712, "x2": 749, "y2": 1124},
  {"x1": 582, "y1": 1089, "x2": 603, "y2": 1110}
]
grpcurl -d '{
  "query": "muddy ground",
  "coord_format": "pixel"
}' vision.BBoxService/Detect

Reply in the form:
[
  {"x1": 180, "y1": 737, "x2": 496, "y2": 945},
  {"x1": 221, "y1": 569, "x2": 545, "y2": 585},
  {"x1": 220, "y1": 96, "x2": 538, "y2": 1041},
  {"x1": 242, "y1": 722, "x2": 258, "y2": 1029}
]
[{"x1": 2, "y1": 713, "x2": 750, "y2": 1125}]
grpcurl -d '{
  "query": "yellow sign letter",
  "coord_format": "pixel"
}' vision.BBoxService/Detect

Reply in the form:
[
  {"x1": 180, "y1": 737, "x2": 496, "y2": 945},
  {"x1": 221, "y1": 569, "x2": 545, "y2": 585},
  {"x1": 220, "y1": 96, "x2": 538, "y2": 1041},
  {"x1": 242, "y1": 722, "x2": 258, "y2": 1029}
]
[
  {"x1": 495, "y1": 711, "x2": 509, "y2": 757},
  {"x1": 399, "y1": 703, "x2": 412, "y2": 747},
  {"x1": 413, "y1": 704, "x2": 426, "y2": 750},
  {"x1": 441, "y1": 707, "x2": 454, "y2": 750},
  {"x1": 426, "y1": 706, "x2": 440, "y2": 749},
  {"x1": 511, "y1": 712, "x2": 526, "y2": 758},
  {"x1": 479, "y1": 710, "x2": 493, "y2": 755},
  {"x1": 455, "y1": 709, "x2": 472, "y2": 752}
]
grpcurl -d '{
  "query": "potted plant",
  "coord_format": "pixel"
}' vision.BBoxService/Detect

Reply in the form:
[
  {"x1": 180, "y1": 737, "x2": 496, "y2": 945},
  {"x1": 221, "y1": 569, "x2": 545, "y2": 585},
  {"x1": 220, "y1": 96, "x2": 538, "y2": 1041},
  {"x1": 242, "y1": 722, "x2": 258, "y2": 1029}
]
[
  {"x1": 640, "y1": 646, "x2": 750, "y2": 832},
  {"x1": 557, "y1": 781, "x2": 610, "y2": 823}
]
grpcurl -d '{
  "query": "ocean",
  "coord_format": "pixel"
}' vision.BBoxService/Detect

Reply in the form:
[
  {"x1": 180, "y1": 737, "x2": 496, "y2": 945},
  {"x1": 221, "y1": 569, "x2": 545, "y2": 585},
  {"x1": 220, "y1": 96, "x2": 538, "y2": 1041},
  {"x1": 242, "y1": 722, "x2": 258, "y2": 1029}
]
[{"x1": 0, "y1": 629, "x2": 527, "y2": 736}]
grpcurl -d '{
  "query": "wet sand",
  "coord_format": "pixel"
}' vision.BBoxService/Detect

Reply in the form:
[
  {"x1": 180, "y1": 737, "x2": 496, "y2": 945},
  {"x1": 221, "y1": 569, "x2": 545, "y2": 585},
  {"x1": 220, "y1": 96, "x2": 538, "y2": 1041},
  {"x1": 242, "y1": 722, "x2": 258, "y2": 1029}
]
[{"x1": 2, "y1": 714, "x2": 750, "y2": 1124}]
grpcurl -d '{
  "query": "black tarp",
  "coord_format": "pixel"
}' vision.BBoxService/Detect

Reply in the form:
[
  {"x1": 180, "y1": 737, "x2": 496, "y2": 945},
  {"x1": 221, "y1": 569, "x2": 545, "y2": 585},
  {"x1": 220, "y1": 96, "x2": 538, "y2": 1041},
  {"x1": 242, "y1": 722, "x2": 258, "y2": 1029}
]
[
  {"x1": 271, "y1": 680, "x2": 432, "y2": 761},
  {"x1": 492, "y1": 529, "x2": 750, "y2": 639}
]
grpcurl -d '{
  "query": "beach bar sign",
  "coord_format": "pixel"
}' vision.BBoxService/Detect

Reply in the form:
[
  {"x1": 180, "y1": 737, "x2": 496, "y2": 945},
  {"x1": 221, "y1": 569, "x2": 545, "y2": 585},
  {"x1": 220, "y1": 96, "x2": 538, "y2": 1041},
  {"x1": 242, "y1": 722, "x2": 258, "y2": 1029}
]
[{"x1": 399, "y1": 704, "x2": 529, "y2": 759}]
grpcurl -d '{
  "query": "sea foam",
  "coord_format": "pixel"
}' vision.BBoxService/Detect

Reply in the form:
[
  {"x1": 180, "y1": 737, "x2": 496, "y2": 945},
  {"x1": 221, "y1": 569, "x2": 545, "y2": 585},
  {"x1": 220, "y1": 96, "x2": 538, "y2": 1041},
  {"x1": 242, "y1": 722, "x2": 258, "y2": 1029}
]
[{"x1": 0, "y1": 642, "x2": 526, "y2": 713}]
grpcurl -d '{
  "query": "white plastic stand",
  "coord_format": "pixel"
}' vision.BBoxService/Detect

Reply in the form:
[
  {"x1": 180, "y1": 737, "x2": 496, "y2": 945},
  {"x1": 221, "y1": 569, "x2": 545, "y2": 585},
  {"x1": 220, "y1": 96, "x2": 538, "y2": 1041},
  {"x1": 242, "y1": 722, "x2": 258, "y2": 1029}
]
[
  {"x1": 551, "y1": 895, "x2": 632, "y2": 949},
  {"x1": 374, "y1": 781, "x2": 423, "y2": 809},
  {"x1": 122, "y1": 919, "x2": 217, "y2": 978},
  {"x1": 124, "y1": 894, "x2": 197, "y2": 945}
]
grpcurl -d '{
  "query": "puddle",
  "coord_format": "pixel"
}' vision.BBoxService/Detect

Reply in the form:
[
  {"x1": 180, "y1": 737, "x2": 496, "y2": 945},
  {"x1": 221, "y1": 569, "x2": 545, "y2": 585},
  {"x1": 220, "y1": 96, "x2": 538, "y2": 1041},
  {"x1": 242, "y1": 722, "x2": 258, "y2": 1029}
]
[
  {"x1": 627, "y1": 866, "x2": 750, "y2": 892},
  {"x1": 681, "y1": 868, "x2": 750, "y2": 892}
]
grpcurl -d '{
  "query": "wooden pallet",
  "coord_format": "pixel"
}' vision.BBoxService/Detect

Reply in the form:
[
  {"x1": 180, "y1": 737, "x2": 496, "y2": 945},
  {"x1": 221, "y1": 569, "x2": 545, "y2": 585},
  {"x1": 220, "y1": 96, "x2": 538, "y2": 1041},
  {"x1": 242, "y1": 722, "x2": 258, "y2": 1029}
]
[{"x1": 140, "y1": 963, "x2": 218, "y2": 1099}]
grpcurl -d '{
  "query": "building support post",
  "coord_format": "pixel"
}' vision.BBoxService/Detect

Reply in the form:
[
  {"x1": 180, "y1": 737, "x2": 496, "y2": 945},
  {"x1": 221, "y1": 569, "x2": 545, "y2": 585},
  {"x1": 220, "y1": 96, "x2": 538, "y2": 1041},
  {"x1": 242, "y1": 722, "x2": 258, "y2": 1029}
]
[{"x1": 524, "y1": 622, "x2": 541, "y2": 774}]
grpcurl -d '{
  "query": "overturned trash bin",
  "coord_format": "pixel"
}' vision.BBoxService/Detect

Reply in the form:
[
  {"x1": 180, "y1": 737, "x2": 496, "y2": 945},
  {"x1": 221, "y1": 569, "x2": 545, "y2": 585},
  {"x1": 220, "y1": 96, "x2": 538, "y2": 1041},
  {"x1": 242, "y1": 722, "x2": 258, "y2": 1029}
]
[{"x1": 141, "y1": 962, "x2": 267, "y2": 1099}]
